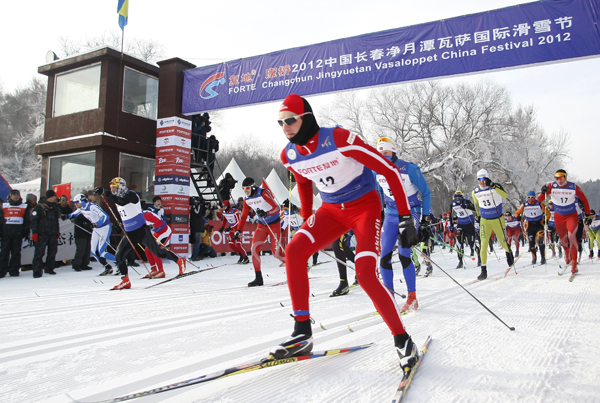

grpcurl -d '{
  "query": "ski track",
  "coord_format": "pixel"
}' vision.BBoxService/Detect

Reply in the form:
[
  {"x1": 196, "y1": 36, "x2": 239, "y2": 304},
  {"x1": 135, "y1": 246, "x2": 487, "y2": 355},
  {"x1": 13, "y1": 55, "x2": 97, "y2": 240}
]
[{"x1": 1, "y1": 250, "x2": 600, "y2": 403}]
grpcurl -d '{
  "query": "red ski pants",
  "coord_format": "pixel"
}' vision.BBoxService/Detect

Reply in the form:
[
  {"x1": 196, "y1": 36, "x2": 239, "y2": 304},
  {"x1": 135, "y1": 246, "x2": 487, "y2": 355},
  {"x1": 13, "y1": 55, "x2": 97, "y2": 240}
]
[
  {"x1": 285, "y1": 190, "x2": 406, "y2": 336},
  {"x1": 555, "y1": 212, "x2": 580, "y2": 270},
  {"x1": 251, "y1": 221, "x2": 285, "y2": 272}
]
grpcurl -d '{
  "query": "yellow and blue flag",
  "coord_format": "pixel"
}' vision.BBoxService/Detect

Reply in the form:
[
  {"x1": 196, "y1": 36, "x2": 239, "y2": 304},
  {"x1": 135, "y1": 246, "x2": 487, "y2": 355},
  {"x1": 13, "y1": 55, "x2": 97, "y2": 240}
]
[{"x1": 117, "y1": 0, "x2": 129, "y2": 30}]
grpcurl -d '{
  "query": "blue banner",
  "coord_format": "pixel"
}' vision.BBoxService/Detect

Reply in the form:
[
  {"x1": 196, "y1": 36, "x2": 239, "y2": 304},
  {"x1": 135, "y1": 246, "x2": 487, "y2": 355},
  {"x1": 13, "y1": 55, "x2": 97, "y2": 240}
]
[{"x1": 183, "y1": 0, "x2": 600, "y2": 114}]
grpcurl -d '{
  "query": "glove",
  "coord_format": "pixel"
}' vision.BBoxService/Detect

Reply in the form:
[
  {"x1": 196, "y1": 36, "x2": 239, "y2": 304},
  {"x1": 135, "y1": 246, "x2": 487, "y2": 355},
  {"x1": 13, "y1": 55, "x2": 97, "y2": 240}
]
[
  {"x1": 60, "y1": 214, "x2": 67, "y2": 221},
  {"x1": 476, "y1": 216, "x2": 481, "y2": 224},
  {"x1": 57, "y1": 233, "x2": 61, "y2": 240},
  {"x1": 103, "y1": 188, "x2": 111, "y2": 196},
  {"x1": 541, "y1": 184, "x2": 548, "y2": 194},
  {"x1": 420, "y1": 215, "x2": 430, "y2": 227},
  {"x1": 219, "y1": 226, "x2": 225, "y2": 233},
  {"x1": 94, "y1": 187, "x2": 104, "y2": 195},
  {"x1": 255, "y1": 208, "x2": 268, "y2": 218},
  {"x1": 585, "y1": 214, "x2": 594, "y2": 225},
  {"x1": 397, "y1": 215, "x2": 418, "y2": 248},
  {"x1": 485, "y1": 178, "x2": 492, "y2": 187},
  {"x1": 233, "y1": 230, "x2": 241, "y2": 240},
  {"x1": 32, "y1": 233, "x2": 38, "y2": 242}
]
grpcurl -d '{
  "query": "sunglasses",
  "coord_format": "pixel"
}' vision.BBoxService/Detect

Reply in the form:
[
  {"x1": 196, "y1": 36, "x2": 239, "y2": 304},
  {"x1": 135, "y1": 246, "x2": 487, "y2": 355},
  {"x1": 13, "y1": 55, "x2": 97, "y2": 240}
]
[
  {"x1": 277, "y1": 112, "x2": 312, "y2": 126},
  {"x1": 477, "y1": 177, "x2": 486, "y2": 181},
  {"x1": 242, "y1": 186, "x2": 252, "y2": 190},
  {"x1": 555, "y1": 174, "x2": 566, "y2": 179}
]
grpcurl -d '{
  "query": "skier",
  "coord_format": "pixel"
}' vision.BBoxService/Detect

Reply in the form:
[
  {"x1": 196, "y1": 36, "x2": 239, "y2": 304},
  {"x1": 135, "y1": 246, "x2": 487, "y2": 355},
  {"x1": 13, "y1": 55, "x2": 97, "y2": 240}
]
[
  {"x1": 219, "y1": 200, "x2": 249, "y2": 264},
  {"x1": 234, "y1": 177, "x2": 285, "y2": 286},
  {"x1": 515, "y1": 190, "x2": 548, "y2": 265},
  {"x1": 545, "y1": 200, "x2": 561, "y2": 258},
  {"x1": 142, "y1": 203, "x2": 172, "y2": 279},
  {"x1": 504, "y1": 212, "x2": 521, "y2": 257},
  {"x1": 472, "y1": 169, "x2": 515, "y2": 281},
  {"x1": 95, "y1": 177, "x2": 185, "y2": 290},
  {"x1": 374, "y1": 137, "x2": 431, "y2": 312},
  {"x1": 272, "y1": 94, "x2": 420, "y2": 369},
  {"x1": 0, "y1": 189, "x2": 30, "y2": 278},
  {"x1": 538, "y1": 169, "x2": 590, "y2": 276},
  {"x1": 330, "y1": 231, "x2": 356, "y2": 297},
  {"x1": 585, "y1": 209, "x2": 600, "y2": 258},
  {"x1": 67, "y1": 193, "x2": 116, "y2": 275},
  {"x1": 449, "y1": 190, "x2": 479, "y2": 269}
]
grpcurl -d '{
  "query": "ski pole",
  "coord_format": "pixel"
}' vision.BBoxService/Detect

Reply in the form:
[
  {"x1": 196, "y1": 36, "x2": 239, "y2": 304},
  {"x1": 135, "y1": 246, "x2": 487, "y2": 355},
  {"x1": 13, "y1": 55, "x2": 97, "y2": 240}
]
[
  {"x1": 429, "y1": 236, "x2": 476, "y2": 260},
  {"x1": 413, "y1": 247, "x2": 515, "y2": 332},
  {"x1": 100, "y1": 194, "x2": 151, "y2": 274},
  {"x1": 151, "y1": 233, "x2": 200, "y2": 270},
  {"x1": 70, "y1": 221, "x2": 117, "y2": 255}
]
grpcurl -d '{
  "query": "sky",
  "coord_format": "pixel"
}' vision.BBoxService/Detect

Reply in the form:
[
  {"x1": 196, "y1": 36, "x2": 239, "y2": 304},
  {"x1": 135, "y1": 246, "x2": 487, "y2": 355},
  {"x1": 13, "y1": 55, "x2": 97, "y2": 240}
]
[{"x1": 1, "y1": 0, "x2": 598, "y2": 182}]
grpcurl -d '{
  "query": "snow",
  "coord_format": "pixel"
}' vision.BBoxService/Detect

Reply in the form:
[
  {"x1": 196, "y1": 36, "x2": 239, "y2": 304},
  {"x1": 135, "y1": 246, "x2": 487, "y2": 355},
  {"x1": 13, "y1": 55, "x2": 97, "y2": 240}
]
[{"x1": 1, "y1": 247, "x2": 599, "y2": 403}]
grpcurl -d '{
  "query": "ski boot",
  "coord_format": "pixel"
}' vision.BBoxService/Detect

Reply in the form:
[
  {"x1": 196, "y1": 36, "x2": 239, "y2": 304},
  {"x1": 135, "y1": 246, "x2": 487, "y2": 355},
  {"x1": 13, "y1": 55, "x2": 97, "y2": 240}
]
[
  {"x1": 112, "y1": 276, "x2": 131, "y2": 290},
  {"x1": 506, "y1": 251, "x2": 514, "y2": 267},
  {"x1": 394, "y1": 333, "x2": 418, "y2": 369},
  {"x1": 352, "y1": 276, "x2": 359, "y2": 286},
  {"x1": 236, "y1": 255, "x2": 244, "y2": 264},
  {"x1": 597, "y1": 250, "x2": 600, "y2": 259},
  {"x1": 477, "y1": 266, "x2": 487, "y2": 281},
  {"x1": 143, "y1": 266, "x2": 158, "y2": 278},
  {"x1": 470, "y1": 249, "x2": 474, "y2": 257},
  {"x1": 414, "y1": 263, "x2": 421, "y2": 276},
  {"x1": 241, "y1": 256, "x2": 250, "y2": 265},
  {"x1": 269, "y1": 318, "x2": 313, "y2": 359},
  {"x1": 177, "y1": 258, "x2": 186, "y2": 275},
  {"x1": 99, "y1": 265, "x2": 113, "y2": 276},
  {"x1": 540, "y1": 255, "x2": 546, "y2": 265},
  {"x1": 424, "y1": 262, "x2": 433, "y2": 277},
  {"x1": 456, "y1": 260, "x2": 463, "y2": 269},
  {"x1": 330, "y1": 280, "x2": 350, "y2": 297},
  {"x1": 401, "y1": 291, "x2": 419, "y2": 313},
  {"x1": 248, "y1": 271, "x2": 264, "y2": 287},
  {"x1": 558, "y1": 248, "x2": 563, "y2": 258},
  {"x1": 531, "y1": 251, "x2": 537, "y2": 265},
  {"x1": 589, "y1": 250, "x2": 594, "y2": 259},
  {"x1": 151, "y1": 269, "x2": 165, "y2": 279}
]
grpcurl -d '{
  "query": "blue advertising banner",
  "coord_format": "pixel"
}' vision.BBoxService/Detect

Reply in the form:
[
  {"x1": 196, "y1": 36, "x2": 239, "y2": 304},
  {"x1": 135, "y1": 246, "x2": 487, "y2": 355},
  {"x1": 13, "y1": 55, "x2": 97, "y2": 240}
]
[{"x1": 183, "y1": 0, "x2": 600, "y2": 114}]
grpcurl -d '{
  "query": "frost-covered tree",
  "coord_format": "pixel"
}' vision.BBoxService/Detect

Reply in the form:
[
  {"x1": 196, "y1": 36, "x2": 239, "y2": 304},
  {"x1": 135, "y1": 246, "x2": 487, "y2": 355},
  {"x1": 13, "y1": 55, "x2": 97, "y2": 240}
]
[
  {"x1": 317, "y1": 80, "x2": 568, "y2": 214},
  {"x1": 0, "y1": 78, "x2": 46, "y2": 183}
]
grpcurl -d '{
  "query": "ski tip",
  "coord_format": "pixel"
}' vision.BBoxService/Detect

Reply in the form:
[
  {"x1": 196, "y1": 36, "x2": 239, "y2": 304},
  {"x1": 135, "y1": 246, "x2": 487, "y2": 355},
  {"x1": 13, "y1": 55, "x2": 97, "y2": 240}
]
[{"x1": 348, "y1": 325, "x2": 354, "y2": 332}]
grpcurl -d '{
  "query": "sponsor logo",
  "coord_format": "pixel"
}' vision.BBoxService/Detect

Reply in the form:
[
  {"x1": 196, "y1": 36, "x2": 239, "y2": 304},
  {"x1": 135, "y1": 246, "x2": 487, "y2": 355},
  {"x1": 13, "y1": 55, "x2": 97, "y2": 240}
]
[
  {"x1": 347, "y1": 132, "x2": 357, "y2": 144},
  {"x1": 307, "y1": 214, "x2": 316, "y2": 228},
  {"x1": 200, "y1": 72, "x2": 226, "y2": 100}
]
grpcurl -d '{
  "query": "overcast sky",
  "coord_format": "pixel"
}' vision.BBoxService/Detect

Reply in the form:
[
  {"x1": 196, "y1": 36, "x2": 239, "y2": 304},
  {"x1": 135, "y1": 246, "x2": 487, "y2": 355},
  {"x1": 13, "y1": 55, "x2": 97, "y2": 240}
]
[{"x1": 1, "y1": 0, "x2": 598, "y2": 182}]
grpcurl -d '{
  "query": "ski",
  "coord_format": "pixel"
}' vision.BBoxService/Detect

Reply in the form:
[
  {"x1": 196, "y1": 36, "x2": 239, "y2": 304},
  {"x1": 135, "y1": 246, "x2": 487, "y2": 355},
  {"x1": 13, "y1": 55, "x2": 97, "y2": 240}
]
[
  {"x1": 68, "y1": 343, "x2": 372, "y2": 403},
  {"x1": 391, "y1": 335, "x2": 432, "y2": 403},
  {"x1": 145, "y1": 264, "x2": 226, "y2": 289},
  {"x1": 558, "y1": 262, "x2": 572, "y2": 276},
  {"x1": 569, "y1": 271, "x2": 577, "y2": 282}
]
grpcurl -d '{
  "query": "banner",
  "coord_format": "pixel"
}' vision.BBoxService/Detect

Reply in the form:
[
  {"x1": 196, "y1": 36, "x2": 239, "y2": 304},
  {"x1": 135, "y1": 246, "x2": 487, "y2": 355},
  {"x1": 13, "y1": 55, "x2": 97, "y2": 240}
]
[
  {"x1": 53, "y1": 183, "x2": 71, "y2": 200},
  {"x1": 183, "y1": 0, "x2": 600, "y2": 113},
  {"x1": 156, "y1": 117, "x2": 192, "y2": 256},
  {"x1": 20, "y1": 220, "x2": 77, "y2": 265}
]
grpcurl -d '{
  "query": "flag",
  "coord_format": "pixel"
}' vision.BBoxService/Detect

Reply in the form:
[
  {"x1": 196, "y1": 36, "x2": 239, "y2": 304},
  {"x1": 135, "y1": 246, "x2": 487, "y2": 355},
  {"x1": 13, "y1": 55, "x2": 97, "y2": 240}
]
[
  {"x1": 0, "y1": 173, "x2": 11, "y2": 200},
  {"x1": 117, "y1": 0, "x2": 129, "y2": 30},
  {"x1": 53, "y1": 183, "x2": 72, "y2": 201}
]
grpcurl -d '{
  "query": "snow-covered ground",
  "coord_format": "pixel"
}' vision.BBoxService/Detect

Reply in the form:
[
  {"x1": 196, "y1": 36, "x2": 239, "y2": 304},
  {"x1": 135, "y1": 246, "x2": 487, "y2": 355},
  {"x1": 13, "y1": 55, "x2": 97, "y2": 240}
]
[{"x1": 2, "y1": 245, "x2": 599, "y2": 403}]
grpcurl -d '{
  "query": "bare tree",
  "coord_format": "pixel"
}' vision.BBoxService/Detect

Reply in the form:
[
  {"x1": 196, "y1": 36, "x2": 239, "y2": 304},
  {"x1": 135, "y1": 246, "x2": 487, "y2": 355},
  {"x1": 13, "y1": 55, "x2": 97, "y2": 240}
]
[{"x1": 318, "y1": 80, "x2": 568, "y2": 214}]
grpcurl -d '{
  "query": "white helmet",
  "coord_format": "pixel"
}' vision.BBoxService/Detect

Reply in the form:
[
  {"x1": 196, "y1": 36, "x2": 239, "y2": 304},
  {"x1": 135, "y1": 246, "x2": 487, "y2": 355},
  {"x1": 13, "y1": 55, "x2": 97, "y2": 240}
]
[
  {"x1": 73, "y1": 194, "x2": 88, "y2": 206},
  {"x1": 476, "y1": 169, "x2": 489, "y2": 179},
  {"x1": 110, "y1": 177, "x2": 128, "y2": 197},
  {"x1": 376, "y1": 137, "x2": 396, "y2": 153}
]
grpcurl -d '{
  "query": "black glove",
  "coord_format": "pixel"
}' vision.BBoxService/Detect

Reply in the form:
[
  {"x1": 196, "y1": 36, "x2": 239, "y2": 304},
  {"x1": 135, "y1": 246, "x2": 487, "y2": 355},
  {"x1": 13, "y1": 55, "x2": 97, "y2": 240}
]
[
  {"x1": 255, "y1": 208, "x2": 268, "y2": 218},
  {"x1": 219, "y1": 226, "x2": 225, "y2": 233},
  {"x1": 60, "y1": 214, "x2": 67, "y2": 221},
  {"x1": 233, "y1": 230, "x2": 241, "y2": 240},
  {"x1": 485, "y1": 178, "x2": 492, "y2": 187},
  {"x1": 94, "y1": 187, "x2": 104, "y2": 195},
  {"x1": 585, "y1": 214, "x2": 594, "y2": 225},
  {"x1": 476, "y1": 216, "x2": 481, "y2": 224},
  {"x1": 397, "y1": 215, "x2": 418, "y2": 248},
  {"x1": 418, "y1": 222, "x2": 431, "y2": 243},
  {"x1": 541, "y1": 184, "x2": 548, "y2": 194},
  {"x1": 103, "y1": 188, "x2": 111, "y2": 196}
]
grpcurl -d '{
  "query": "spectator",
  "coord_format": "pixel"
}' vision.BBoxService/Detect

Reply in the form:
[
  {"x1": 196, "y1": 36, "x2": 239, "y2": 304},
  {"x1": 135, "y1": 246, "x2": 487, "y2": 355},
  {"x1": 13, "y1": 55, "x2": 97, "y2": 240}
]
[
  {"x1": 152, "y1": 196, "x2": 164, "y2": 219},
  {"x1": 198, "y1": 221, "x2": 217, "y2": 259},
  {"x1": 58, "y1": 195, "x2": 72, "y2": 215},
  {"x1": 236, "y1": 197, "x2": 244, "y2": 211},
  {"x1": 207, "y1": 134, "x2": 219, "y2": 174},
  {"x1": 25, "y1": 194, "x2": 37, "y2": 217},
  {"x1": 0, "y1": 189, "x2": 30, "y2": 278},
  {"x1": 31, "y1": 190, "x2": 61, "y2": 277},
  {"x1": 70, "y1": 199, "x2": 94, "y2": 272},
  {"x1": 218, "y1": 173, "x2": 237, "y2": 204},
  {"x1": 190, "y1": 197, "x2": 206, "y2": 261}
]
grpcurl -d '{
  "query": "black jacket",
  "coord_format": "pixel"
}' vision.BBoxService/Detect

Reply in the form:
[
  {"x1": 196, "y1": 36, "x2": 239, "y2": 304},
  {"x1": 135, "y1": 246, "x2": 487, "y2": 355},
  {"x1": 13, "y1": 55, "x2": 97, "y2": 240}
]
[
  {"x1": 31, "y1": 201, "x2": 61, "y2": 235},
  {"x1": 73, "y1": 214, "x2": 93, "y2": 239},
  {"x1": 190, "y1": 202, "x2": 206, "y2": 234}
]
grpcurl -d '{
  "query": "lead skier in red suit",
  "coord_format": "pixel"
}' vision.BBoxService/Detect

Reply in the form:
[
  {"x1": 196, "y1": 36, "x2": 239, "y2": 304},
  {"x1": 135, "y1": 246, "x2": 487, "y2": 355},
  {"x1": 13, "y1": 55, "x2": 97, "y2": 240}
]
[
  {"x1": 269, "y1": 94, "x2": 420, "y2": 369},
  {"x1": 538, "y1": 169, "x2": 590, "y2": 275},
  {"x1": 235, "y1": 177, "x2": 285, "y2": 286}
]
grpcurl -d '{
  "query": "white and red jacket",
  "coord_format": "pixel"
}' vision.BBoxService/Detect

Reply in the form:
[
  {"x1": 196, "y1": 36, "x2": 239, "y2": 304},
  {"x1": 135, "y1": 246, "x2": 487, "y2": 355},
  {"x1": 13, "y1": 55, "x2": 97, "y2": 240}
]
[
  {"x1": 144, "y1": 208, "x2": 171, "y2": 244},
  {"x1": 281, "y1": 127, "x2": 410, "y2": 220},
  {"x1": 238, "y1": 187, "x2": 280, "y2": 230}
]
